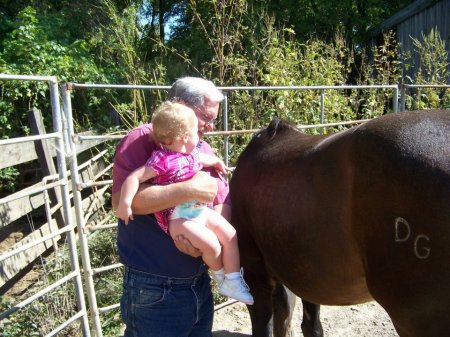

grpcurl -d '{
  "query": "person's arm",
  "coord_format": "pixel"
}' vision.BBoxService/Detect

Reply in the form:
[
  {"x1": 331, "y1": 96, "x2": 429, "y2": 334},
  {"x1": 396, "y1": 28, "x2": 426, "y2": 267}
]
[
  {"x1": 198, "y1": 153, "x2": 232, "y2": 175},
  {"x1": 116, "y1": 166, "x2": 157, "y2": 224},
  {"x1": 112, "y1": 170, "x2": 218, "y2": 215}
]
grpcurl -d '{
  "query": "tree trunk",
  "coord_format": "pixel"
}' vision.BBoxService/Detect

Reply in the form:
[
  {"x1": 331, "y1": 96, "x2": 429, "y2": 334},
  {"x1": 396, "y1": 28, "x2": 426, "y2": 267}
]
[{"x1": 159, "y1": 0, "x2": 165, "y2": 41}]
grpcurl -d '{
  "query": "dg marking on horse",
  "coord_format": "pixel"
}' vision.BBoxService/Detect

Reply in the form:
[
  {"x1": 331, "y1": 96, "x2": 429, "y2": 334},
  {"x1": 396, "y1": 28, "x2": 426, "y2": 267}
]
[{"x1": 394, "y1": 217, "x2": 431, "y2": 260}]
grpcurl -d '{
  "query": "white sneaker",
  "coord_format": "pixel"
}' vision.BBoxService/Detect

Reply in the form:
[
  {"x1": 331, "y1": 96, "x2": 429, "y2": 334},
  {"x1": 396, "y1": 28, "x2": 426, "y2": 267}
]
[{"x1": 219, "y1": 270, "x2": 254, "y2": 305}]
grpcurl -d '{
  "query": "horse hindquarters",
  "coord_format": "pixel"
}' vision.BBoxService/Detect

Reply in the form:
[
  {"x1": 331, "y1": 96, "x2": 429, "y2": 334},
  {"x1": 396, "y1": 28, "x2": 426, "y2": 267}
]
[{"x1": 353, "y1": 111, "x2": 450, "y2": 337}]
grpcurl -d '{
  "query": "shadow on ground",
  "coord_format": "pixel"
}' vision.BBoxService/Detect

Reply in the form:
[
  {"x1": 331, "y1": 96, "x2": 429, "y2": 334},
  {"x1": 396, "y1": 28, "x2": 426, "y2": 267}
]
[{"x1": 213, "y1": 331, "x2": 249, "y2": 337}]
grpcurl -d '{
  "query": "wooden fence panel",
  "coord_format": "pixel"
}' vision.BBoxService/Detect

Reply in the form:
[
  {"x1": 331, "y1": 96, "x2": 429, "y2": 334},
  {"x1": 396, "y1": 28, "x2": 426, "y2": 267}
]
[
  {"x1": 0, "y1": 220, "x2": 60, "y2": 287},
  {"x1": 0, "y1": 131, "x2": 107, "y2": 170},
  {"x1": 0, "y1": 182, "x2": 110, "y2": 287},
  {"x1": 0, "y1": 182, "x2": 48, "y2": 229},
  {"x1": 0, "y1": 108, "x2": 113, "y2": 289}
]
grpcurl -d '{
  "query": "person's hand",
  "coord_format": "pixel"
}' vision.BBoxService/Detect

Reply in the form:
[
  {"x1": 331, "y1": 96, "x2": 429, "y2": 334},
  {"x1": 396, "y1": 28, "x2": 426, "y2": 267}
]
[
  {"x1": 116, "y1": 204, "x2": 133, "y2": 225},
  {"x1": 173, "y1": 234, "x2": 202, "y2": 258},
  {"x1": 213, "y1": 159, "x2": 233, "y2": 175},
  {"x1": 188, "y1": 171, "x2": 218, "y2": 204}
]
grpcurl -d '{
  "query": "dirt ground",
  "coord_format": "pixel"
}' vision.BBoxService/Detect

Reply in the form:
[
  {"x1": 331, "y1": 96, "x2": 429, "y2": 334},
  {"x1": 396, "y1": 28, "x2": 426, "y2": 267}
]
[{"x1": 212, "y1": 299, "x2": 398, "y2": 337}]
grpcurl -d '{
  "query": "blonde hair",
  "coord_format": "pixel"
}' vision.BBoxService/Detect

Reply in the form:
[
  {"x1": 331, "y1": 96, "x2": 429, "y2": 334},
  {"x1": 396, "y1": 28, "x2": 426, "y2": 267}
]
[{"x1": 151, "y1": 101, "x2": 197, "y2": 145}]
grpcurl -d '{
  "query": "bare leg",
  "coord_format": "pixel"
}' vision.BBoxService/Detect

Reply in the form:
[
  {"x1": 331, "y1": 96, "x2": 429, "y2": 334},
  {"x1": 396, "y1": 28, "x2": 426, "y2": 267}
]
[
  {"x1": 213, "y1": 203, "x2": 231, "y2": 221},
  {"x1": 203, "y1": 208, "x2": 240, "y2": 274},
  {"x1": 169, "y1": 218, "x2": 223, "y2": 271}
]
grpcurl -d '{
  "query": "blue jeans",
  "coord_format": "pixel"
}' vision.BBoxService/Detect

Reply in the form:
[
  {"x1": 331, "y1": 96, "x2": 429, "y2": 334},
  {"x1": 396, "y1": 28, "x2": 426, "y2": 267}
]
[{"x1": 121, "y1": 266, "x2": 214, "y2": 337}]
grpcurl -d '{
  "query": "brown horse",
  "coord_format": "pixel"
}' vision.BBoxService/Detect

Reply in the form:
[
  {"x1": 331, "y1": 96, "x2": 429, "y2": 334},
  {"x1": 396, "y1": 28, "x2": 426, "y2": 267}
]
[{"x1": 230, "y1": 110, "x2": 450, "y2": 337}]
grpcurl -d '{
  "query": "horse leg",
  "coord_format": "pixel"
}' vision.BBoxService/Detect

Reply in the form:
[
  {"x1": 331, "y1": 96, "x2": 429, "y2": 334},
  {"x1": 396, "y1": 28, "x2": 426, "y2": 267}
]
[
  {"x1": 301, "y1": 300, "x2": 323, "y2": 337},
  {"x1": 272, "y1": 283, "x2": 296, "y2": 337},
  {"x1": 247, "y1": 280, "x2": 275, "y2": 337}
]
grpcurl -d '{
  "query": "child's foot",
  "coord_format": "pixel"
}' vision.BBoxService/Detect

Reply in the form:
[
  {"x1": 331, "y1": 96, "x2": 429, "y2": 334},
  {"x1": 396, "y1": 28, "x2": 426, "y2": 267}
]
[
  {"x1": 211, "y1": 269, "x2": 225, "y2": 286},
  {"x1": 219, "y1": 273, "x2": 254, "y2": 305}
]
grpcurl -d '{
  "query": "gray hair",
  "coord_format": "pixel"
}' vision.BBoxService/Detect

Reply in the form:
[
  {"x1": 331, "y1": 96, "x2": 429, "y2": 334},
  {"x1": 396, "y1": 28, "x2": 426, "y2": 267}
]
[{"x1": 167, "y1": 77, "x2": 224, "y2": 108}]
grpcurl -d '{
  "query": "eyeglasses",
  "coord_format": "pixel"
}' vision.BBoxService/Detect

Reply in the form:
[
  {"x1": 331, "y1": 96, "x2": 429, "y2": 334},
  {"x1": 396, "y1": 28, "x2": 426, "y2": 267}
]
[{"x1": 198, "y1": 113, "x2": 216, "y2": 125}]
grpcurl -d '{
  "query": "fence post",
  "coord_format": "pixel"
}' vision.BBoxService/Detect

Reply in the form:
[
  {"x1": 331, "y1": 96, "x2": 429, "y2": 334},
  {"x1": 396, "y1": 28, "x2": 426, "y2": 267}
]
[
  {"x1": 28, "y1": 108, "x2": 63, "y2": 252},
  {"x1": 417, "y1": 88, "x2": 422, "y2": 110},
  {"x1": 400, "y1": 84, "x2": 406, "y2": 112},
  {"x1": 48, "y1": 79, "x2": 91, "y2": 337},
  {"x1": 320, "y1": 89, "x2": 325, "y2": 134},
  {"x1": 28, "y1": 108, "x2": 65, "y2": 229},
  {"x1": 223, "y1": 93, "x2": 229, "y2": 166},
  {"x1": 393, "y1": 85, "x2": 398, "y2": 113},
  {"x1": 61, "y1": 83, "x2": 103, "y2": 337}
]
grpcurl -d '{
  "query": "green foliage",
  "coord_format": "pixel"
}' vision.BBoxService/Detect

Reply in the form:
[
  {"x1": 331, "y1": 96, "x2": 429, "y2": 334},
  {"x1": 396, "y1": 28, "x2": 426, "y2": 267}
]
[
  {"x1": 0, "y1": 297, "x2": 39, "y2": 337},
  {"x1": 188, "y1": 0, "x2": 248, "y2": 83},
  {"x1": 0, "y1": 7, "x2": 98, "y2": 80},
  {"x1": 257, "y1": 0, "x2": 415, "y2": 48},
  {"x1": 0, "y1": 6, "x2": 53, "y2": 136},
  {"x1": 208, "y1": 18, "x2": 360, "y2": 163},
  {"x1": 408, "y1": 28, "x2": 450, "y2": 110},
  {"x1": 0, "y1": 167, "x2": 20, "y2": 193},
  {"x1": 356, "y1": 30, "x2": 403, "y2": 118},
  {"x1": 0, "y1": 284, "x2": 82, "y2": 337},
  {"x1": 258, "y1": 28, "x2": 355, "y2": 126},
  {"x1": 0, "y1": 100, "x2": 15, "y2": 138},
  {"x1": 373, "y1": 31, "x2": 402, "y2": 85},
  {"x1": 413, "y1": 28, "x2": 449, "y2": 84},
  {"x1": 0, "y1": 6, "x2": 105, "y2": 136},
  {"x1": 86, "y1": 0, "x2": 168, "y2": 130}
]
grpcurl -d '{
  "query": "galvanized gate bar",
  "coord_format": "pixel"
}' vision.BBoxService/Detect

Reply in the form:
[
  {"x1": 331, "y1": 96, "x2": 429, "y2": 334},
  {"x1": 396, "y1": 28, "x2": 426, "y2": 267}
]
[
  {"x1": 0, "y1": 224, "x2": 75, "y2": 263},
  {"x1": 49, "y1": 78, "x2": 92, "y2": 337},
  {"x1": 0, "y1": 271, "x2": 80, "y2": 320},
  {"x1": 61, "y1": 84, "x2": 104, "y2": 337},
  {"x1": 0, "y1": 132, "x2": 62, "y2": 145},
  {"x1": 400, "y1": 84, "x2": 450, "y2": 111}
]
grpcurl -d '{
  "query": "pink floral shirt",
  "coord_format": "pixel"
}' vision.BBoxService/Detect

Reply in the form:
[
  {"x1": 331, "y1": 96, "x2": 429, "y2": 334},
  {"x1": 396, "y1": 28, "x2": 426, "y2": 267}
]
[
  {"x1": 146, "y1": 147, "x2": 208, "y2": 233},
  {"x1": 146, "y1": 148, "x2": 203, "y2": 186}
]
